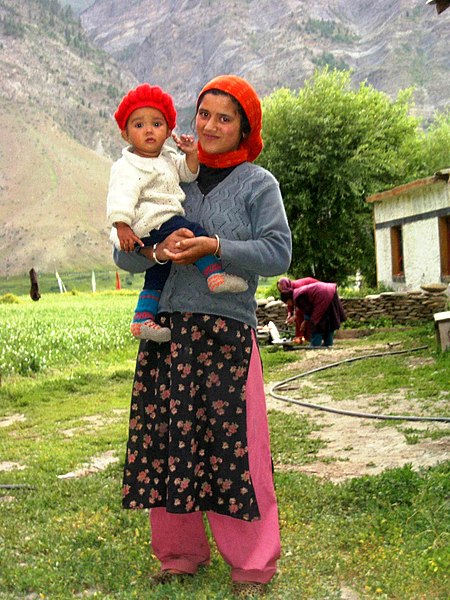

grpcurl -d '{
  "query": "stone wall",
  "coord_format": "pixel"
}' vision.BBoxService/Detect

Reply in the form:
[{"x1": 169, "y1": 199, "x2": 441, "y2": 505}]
[{"x1": 256, "y1": 289, "x2": 449, "y2": 329}]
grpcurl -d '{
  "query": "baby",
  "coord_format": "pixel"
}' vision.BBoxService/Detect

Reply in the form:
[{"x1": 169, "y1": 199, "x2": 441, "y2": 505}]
[{"x1": 107, "y1": 83, "x2": 247, "y2": 342}]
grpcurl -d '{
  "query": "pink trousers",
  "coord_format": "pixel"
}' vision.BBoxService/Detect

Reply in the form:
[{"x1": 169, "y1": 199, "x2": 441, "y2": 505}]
[{"x1": 149, "y1": 332, "x2": 281, "y2": 583}]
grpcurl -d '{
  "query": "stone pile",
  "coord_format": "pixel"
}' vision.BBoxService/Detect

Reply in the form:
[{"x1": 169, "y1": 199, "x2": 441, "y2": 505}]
[
  {"x1": 256, "y1": 285, "x2": 449, "y2": 328},
  {"x1": 256, "y1": 298, "x2": 288, "y2": 328},
  {"x1": 341, "y1": 290, "x2": 448, "y2": 325}
]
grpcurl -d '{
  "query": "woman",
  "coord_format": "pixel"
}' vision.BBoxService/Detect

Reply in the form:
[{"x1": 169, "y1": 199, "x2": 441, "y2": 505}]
[
  {"x1": 277, "y1": 277, "x2": 318, "y2": 343},
  {"x1": 115, "y1": 75, "x2": 291, "y2": 596},
  {"x1": 279, "y1": 279, "x2": 346, "y2": 347}
]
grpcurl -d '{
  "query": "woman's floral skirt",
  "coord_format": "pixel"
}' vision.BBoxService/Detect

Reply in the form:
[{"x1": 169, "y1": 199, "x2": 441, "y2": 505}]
[{"x1": 122, "y1": 312, "x2": 261, "y2": 521}]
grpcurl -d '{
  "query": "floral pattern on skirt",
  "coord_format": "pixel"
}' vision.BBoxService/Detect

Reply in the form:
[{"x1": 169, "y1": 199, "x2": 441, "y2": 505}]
[{"x1": 122, "y1": 312, "x2": 261, "y2": 522}]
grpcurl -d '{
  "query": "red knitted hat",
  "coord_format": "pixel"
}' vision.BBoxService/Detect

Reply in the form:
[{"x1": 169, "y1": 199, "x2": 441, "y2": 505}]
[{"x1": 114, "y1": 83, "x2": 177, "y2": 130}]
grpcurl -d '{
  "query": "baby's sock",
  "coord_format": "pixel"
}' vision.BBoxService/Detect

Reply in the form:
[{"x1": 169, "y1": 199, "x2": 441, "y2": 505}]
[
  {"x1": 130, "y1": 290, "x2": 171, "y2": 342},
  {"x1": 195, "y1": 256, "x2": 248, "y2": 294},
  {"x1": 132, "y1": 289, "x2": 160, "y2": 323}
]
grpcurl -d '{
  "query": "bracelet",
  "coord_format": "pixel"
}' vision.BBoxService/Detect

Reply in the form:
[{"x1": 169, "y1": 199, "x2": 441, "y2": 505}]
[
  {"x1": 213, "y1": 234, "x2": 221, "y2": 258},
  {"x1": 153, "y1": 243, "x2": 169, "y2": 265}
]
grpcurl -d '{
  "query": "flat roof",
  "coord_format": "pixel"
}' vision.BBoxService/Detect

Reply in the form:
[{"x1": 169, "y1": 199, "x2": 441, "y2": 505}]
[{"x1": 366, "y1": 169, "x2": 450, "y2": 203}]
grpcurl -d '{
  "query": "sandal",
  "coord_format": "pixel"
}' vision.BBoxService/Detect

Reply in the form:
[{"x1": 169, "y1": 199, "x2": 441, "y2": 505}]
[
  {"x1": 232, "y1": 581, "x2": 267, "y2": 597},
  {"x1": 150, "y1": 569, "x2": 193, "y2": 584}
]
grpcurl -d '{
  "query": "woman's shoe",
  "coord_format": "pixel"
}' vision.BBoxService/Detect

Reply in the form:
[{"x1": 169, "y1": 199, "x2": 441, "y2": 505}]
[
  {"x1": 150, "y1": 569, "x2": 192, "y2": 584},
  {"x1": 232, "y1": 581, "x2": 267, "y2": 597}
]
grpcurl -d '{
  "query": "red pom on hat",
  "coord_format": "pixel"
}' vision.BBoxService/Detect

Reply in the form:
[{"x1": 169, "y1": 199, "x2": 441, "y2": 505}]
[{"x1": 114, "y1": 83, "x2": 177, "y2": 130}]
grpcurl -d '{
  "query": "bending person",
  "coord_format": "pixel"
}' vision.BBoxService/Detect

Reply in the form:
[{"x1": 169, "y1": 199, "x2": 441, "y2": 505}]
[
  {"x1": 277, "y1": 276, "x2": 318, "y2": 342},
  {"x1": 280, "y1": 279, "x2": 346, "y2": 347}
]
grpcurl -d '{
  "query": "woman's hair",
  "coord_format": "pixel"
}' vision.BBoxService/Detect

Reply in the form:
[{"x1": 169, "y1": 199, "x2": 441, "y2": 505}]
[
  {"x1": 280, "y1": 290, "x2": 293, "y2": 303},
  {"x1": 196, "y1": 89, "x2": 251, "y2": 139}
]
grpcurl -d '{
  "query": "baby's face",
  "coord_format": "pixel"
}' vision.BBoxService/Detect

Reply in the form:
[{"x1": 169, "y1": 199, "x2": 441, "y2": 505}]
[{"x1": 122, "y1": 106, "x2": 171, "y2": 158}]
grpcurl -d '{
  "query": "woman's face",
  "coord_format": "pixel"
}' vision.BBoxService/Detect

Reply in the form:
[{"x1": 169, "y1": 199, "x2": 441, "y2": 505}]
[{"x1": 196, "y1": 93, "x2": 243, "y2": 154}]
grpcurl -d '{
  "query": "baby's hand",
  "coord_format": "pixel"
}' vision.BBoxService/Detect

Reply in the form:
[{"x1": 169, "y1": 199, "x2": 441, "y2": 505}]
[
  {"x1": 116, "y1": 222, "x2": 144, "y2": 253},
  {"x1": 172, "y1": 133, "x2": 197, "y2": 155}
]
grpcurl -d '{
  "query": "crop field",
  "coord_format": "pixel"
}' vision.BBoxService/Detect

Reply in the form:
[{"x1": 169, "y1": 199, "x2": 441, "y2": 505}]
[{"x1": 0, "y1": 291, "x2": 137, "y2": 376}]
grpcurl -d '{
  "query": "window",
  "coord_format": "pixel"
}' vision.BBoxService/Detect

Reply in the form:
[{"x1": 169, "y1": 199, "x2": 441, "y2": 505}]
[
  {"x1": 439, "y1": 216, "x2": 450, "y2": 280},
  {"x1": 391, "y1": 225, "x2": 404, "y2": 281}
]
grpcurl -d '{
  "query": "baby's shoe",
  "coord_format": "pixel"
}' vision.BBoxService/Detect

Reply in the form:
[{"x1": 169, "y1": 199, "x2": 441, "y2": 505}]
[
  {"x1": 207, "y1": 273, "x2": 248, "y2": 294},
  {"x1": 130, "y1": 320, "x2": 171, "y2": 342}
]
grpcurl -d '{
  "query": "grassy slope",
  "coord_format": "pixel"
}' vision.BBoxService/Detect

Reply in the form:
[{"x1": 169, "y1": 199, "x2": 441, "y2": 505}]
[{"x1": 0, "y1": 101, "x2": 114, "y2": 279}]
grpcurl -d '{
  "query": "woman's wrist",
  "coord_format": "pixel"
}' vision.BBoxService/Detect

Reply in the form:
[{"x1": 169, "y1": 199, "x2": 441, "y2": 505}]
[
  {"x1": 153, "y1": 243, "x2": 169, "y2": 265},
  {"x1": 213, "y1": 234, "x2": 221, "y2": 258}
]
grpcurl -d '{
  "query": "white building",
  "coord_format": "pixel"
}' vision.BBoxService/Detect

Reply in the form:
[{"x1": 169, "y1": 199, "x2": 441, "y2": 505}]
[{"x1": 366, "y1": 169, "x2": 450, "y2": 291}]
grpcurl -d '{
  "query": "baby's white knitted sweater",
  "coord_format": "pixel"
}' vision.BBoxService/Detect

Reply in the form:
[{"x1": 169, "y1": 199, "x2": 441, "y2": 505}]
[{"x1": 106, "y1": 144, "x2": 198, "y2": 248}]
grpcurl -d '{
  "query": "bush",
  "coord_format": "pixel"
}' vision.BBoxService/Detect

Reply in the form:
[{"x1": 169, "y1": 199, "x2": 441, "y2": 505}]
[{"x1": 0, "y1": 293, "x2": 21, "y2": 304}]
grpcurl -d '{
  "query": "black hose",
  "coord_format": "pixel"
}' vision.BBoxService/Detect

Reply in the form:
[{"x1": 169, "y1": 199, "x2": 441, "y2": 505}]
[
  {"x1": 0, "y1": 484, "x2": 36, "y2": 490},
  {"x1": 270, "y1": 346, "x2": 450, "y2": 422}
]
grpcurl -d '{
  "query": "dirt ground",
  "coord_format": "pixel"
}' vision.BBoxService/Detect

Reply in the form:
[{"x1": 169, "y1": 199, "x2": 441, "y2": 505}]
[
  {"x1": 1, "y1": 341, "x2": 448, "y2": 483},
  {"x1": 266, "y1": 342, "x2": 450, "y2": 482}
]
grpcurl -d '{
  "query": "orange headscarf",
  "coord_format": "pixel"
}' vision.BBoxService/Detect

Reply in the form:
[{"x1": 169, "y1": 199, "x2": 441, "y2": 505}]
[{"x1": 196, "y1": 75, "x2": 263, "y2": 168}]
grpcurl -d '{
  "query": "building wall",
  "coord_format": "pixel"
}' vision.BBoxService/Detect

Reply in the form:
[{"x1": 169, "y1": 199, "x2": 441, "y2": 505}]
[
  {"x1": 373, "y1": 180, "x2": 449, "y2": 290},
  {"x1": 373, "y1": 181, "x2": 448, "y2": 222},
  {"x1": 403, "y1": 219, "x2": 441, "y2": 287},
  {"x1": 375, "y1": 227, "x2": 394, "y2": 287},
  {"x1": 376, "y1": 217, "x2": 442, "y2": 290}
]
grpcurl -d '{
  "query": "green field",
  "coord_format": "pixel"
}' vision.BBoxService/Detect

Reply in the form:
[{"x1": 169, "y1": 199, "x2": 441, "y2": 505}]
[
  {"x1": 0, "y1": 270, "x2": 142, "y2": 297},
  {"x1": 0, "y1": 293, "x2": 449, "y2": 599},
  {"x1": 0, "y1": 272, "x2": 280, "y2": 298}
]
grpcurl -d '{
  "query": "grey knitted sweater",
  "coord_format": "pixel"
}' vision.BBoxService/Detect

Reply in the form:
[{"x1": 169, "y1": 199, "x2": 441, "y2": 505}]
[{"x1": 114, "y1": 162, "x2": 292, "y2": 329}]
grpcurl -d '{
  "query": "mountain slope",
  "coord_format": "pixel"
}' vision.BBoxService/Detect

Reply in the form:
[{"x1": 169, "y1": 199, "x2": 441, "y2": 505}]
[
  {"x1": 0, "y1": 100, "x2": 113, "y2": 277},
  {"x1": 0, "y1": 0, "x2": 136, "y2": 158},
  {"x1": 1, "y1": 0, "x2": 449, "y2": 279},
  {"x1": 0, "y1": 0, "x2": 135, "y2": 278}
]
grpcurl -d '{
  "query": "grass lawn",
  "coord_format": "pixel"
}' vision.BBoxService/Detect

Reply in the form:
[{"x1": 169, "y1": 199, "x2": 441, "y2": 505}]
[{"x1": 0, "y1": 293, "x2": 449, "y2": 599}]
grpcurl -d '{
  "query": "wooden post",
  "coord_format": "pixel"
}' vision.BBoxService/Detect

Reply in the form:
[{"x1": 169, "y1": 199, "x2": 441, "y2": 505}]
[{"x1": 29, "y1": 268, "x2": 41, "y2": 301}]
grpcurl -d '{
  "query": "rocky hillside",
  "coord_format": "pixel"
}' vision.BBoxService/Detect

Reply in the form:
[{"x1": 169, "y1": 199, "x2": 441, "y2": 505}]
[
  {"x1": 0, "y1": 0, "x2": 136, "y2": 158},
  {"x1": 0, "y1": 0, "x2": 136, "y2": 278},
  {"x1": 80, "y1": 0, "x2": 450, "y2": 122},
  {"x1": 0, "y1": 100, "x2": 113, "y2": 278}
]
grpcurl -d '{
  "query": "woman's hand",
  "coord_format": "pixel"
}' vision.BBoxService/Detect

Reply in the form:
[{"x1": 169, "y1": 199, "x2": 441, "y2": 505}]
[
  {"x1": 164, "y1": 234, "x2": 217, "y2": 265},
  {"x1": 138, "y1": 229, "x2": 217, "y2": 264},
  {"x1": 286, "y1": 315, "x2": 295, "y2": 326},
  {"x1": 138, "y1": 228, "x2": 195, "y2": 262}
]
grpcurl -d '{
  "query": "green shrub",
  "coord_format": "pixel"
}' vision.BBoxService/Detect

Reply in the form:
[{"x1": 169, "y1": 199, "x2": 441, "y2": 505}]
[{"x1": 0, "y1": 293, "x2": 21, "y2": 304}]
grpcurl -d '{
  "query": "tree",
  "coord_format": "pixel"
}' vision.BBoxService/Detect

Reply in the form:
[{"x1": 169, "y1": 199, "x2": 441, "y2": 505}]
[
  {"x1": 419, "y1": 111, "x2": 450, "y2": 174},
  {"x1": 257, "y1": 68, "x2": 423, "y2": 285}
]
